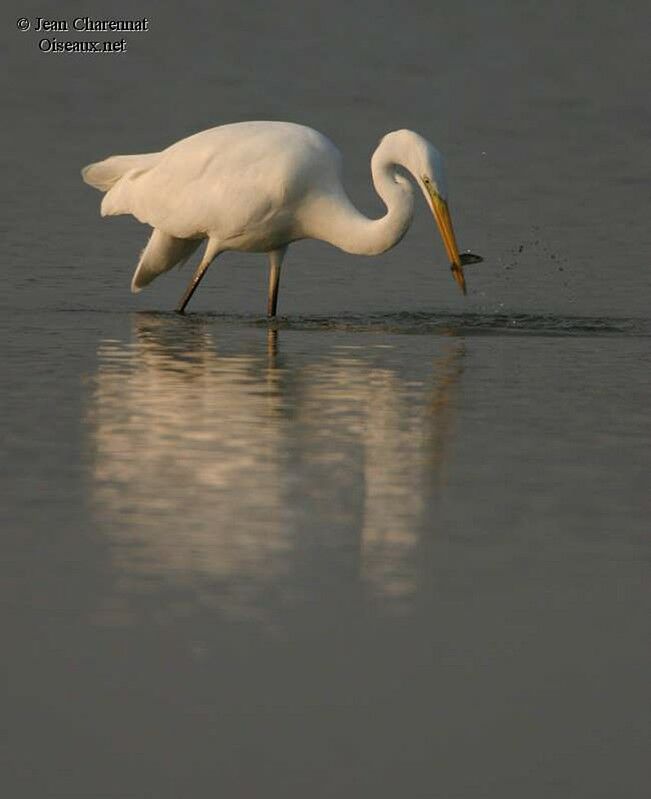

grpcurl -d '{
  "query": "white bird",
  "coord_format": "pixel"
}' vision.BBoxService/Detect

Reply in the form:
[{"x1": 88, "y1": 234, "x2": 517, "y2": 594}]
[{"x1": 82, "y1": 121, "x2": 480, "y2": 316}]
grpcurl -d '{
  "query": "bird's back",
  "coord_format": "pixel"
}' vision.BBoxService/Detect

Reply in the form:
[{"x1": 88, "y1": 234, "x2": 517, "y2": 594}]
[{"x1": 89, "y1": 121, "x2": 343, "y2": 245}]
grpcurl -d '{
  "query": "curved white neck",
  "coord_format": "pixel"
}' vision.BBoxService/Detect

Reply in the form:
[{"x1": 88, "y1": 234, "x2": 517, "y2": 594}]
[{"x1": 304, "y1": 141, "x2": 415, "y2": 256}]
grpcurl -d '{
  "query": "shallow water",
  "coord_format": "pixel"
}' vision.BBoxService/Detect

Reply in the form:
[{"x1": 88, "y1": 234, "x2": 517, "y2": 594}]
[
  {"x1": 3, "y1": 309, "x2": 649, "y2": 797},
  {"x1": 2, "y1": 1, "x2": 650, "y2": 797}
]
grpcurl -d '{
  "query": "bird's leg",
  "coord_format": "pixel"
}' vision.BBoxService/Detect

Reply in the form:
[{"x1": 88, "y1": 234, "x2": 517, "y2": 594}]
[
  {"x1": 267, "y1": 246, "x2": 287, "y2": 318},
  {"x1": 176, "y1": 260, "x2": 210, "y2": 314},
  {"x1": 176, "y1": 240, "x2": 220, "y2": 314}
]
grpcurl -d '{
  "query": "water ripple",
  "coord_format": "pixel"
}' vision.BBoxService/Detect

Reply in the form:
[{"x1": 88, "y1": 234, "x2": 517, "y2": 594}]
[
  {"x1": 39, "y1": 307, "x2": 651, "y2": 337},
  {"x1": 248, "y1": 311, "x2": 649, "y2": 337}
]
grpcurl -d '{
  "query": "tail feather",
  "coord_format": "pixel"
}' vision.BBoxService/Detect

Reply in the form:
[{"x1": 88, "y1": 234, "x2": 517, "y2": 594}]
[
  {"x1": 131, "y1": 229, "x2": 202, "y2": 293},
  {"x1": 81, "y1": 152, "x2": 161, "y2": 192}
]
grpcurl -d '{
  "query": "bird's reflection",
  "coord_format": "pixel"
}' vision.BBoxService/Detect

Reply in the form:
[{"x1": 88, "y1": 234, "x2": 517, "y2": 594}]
[{"x1": 87, "y1": 315, "x2": 465, "y2": 625}]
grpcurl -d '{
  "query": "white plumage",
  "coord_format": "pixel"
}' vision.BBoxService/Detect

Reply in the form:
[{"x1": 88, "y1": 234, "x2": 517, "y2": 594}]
[{"x1": 82, "y1": 121, "x2": 476, "y2": 315}]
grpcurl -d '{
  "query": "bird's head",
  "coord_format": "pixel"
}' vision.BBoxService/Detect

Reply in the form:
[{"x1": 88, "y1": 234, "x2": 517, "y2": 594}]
[{"x1": 382, "y1": 129, "x2": 476, "y2": 294}]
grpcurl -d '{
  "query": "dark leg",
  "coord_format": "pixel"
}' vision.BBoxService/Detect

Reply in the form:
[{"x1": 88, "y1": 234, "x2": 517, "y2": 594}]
[
  {"x1": 176, "y1": 240, "x2": 220, "y2": 314},
  {"x1": 267, "y1": 246, "x2": 287, "y2": 318}
]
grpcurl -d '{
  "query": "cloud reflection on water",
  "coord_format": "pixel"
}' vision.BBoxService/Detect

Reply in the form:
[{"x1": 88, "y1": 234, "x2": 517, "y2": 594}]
[{"x1": 87, "y1": 315, "x2": 465, "y2": 625}]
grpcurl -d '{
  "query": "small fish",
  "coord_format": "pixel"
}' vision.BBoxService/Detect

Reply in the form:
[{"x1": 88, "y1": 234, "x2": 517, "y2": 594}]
[{"x1": 460, "y1": 252, "x2": 483, "y2": 265}]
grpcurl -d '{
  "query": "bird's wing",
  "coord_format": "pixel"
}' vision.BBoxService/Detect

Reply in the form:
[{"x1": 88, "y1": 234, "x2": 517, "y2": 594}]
[
  {"x1": 92, "y1": 122, "x2": 343, "y2": 241},
  {"x1": 82, "y1": 151, "x2": 197, "y2": 233},
  {"x1": 97, "y1": 137, "x2": 255, "y2": 239},
  {"x1": 82, "y1": 153, "x2": 162, "y2": 191}
]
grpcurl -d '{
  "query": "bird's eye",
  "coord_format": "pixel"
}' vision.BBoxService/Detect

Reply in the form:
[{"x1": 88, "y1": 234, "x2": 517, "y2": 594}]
[{"x1": 422, "y1": 176, "x2": 430, "y2": 184}]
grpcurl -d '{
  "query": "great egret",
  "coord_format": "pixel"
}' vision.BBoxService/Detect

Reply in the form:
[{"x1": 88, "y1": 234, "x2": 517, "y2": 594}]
[{"x1": 82, "y1": 121, "x2": 481, "y2": 316}]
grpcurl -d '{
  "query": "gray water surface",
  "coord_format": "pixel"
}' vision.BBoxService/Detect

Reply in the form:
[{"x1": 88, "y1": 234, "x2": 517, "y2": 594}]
[{"x1": 2, "y1": 1, "x2": 650, "y2": 797}]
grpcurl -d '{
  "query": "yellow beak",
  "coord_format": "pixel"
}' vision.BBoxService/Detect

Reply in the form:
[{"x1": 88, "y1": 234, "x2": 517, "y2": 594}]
[{"x1": 426, "y1": 186, "x2": 467, "y2": 295}]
